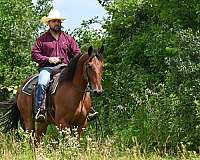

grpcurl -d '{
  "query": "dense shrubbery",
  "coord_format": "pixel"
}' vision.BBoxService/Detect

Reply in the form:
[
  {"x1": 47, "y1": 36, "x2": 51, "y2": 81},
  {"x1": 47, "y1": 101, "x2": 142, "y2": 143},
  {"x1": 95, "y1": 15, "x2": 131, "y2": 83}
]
[
  {"x1": 0, "y1": 0, "x2": 52, "y2": 99},
  {"x1": 98, "y1": 0, "x2": 200, "y2": 152}
]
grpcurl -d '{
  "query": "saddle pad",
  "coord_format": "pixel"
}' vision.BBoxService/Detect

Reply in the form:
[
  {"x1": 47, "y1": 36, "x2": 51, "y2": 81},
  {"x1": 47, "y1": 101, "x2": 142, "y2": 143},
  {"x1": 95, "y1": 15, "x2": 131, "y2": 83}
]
[
  {"x1": 22, "y1": 75, "x2": 38, "y2": 95},
  {"x1": 21, "y1": 74, "x2": 60, "y2": 96}
]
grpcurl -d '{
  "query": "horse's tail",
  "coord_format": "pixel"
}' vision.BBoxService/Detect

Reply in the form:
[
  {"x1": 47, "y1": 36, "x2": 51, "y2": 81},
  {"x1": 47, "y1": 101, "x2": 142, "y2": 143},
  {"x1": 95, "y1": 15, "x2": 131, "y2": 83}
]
[{"x1": 0, "y1": 98, "x2": 20, "y2": 132}]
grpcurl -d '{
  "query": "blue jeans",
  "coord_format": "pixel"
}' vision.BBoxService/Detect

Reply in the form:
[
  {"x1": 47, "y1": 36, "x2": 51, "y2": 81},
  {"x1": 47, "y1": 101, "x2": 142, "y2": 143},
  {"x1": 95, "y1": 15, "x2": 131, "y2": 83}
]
[{"x1": 35, "y1": 67, "x2": 52, "y2": 113}]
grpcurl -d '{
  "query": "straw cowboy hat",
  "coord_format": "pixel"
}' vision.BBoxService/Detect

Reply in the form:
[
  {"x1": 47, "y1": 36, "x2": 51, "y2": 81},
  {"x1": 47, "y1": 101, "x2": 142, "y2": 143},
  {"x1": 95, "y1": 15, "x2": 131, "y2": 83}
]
[{"x1": 41, "y1": 9, "x2": 65, "y2": 24}]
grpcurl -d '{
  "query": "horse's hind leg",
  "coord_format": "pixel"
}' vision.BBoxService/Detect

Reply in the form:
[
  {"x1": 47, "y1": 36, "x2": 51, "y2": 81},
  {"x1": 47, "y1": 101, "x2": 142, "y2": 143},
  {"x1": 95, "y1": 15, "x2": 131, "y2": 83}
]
[
  {"x1": 17, "y1": 95, "x2": 33, "y2": 132},
  {"x1": 35, "y1": 122, "x2": 48, "y2": 144}
]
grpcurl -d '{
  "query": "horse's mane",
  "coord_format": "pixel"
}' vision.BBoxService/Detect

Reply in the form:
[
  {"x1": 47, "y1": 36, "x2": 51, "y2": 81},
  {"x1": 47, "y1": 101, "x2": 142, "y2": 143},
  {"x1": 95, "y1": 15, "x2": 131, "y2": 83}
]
[
  {"x1": 59, "y1": 54, "x2": 82, "y2": 83},
  {"x1": 59, "y1": 48, "x2": 102, "y2": 83}
]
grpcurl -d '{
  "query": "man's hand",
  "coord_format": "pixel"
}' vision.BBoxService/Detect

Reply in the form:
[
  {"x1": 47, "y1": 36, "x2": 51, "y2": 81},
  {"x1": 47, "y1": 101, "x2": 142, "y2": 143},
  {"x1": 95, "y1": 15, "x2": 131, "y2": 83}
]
[{"x1": 48, "y1": 57, "x2": 61, "y2": 64}]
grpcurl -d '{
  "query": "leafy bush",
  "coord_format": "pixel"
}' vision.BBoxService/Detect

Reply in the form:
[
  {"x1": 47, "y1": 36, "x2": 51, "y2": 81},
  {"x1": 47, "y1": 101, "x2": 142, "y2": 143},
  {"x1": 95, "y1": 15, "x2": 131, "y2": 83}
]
[
  {"x1": 0, "y1": 0, "x2": 52, "y2": 96},
  {"x1": 99, "y1": 0, "x2": 200, "y2": 152}
]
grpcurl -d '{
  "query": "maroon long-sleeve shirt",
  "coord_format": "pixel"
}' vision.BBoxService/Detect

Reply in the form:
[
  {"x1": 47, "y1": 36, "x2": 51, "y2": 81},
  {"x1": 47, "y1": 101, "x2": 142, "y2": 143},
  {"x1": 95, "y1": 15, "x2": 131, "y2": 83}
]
[{"x1": 32, "y1": 30, "x2": 80, "y2": 68}]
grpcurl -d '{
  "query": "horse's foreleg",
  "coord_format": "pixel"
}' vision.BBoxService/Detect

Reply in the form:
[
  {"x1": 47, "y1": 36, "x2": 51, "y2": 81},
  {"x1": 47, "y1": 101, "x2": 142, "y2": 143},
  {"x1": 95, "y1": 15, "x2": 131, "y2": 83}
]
[
  {"x1": 55, "y1": 117, "x2": 71, "y2": 129},
  {"x1": 77, "y1": 119, "x2": 88, "y2": 143},
  {"x1": 77, "y1": 127, "x2": 83, "y2": 143}
]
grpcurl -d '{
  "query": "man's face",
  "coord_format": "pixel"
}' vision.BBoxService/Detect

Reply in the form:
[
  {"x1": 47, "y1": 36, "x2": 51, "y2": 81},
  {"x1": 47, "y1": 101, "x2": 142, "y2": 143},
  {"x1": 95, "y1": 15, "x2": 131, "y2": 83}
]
[{"x1": 48, "y1": 19, "x2": 62, "y2": 31}]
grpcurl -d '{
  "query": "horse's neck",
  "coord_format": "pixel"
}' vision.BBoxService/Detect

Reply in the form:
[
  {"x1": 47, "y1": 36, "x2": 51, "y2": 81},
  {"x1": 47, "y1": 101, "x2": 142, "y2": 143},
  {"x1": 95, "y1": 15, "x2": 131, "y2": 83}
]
[{"x1": 72, "y1": 55, "x2": 88, "y2": 91}]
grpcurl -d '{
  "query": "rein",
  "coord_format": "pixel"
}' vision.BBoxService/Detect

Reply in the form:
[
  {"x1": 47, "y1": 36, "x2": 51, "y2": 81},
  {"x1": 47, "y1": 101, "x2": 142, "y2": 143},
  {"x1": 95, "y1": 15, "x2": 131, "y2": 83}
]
[
  {"x1": 75, "y1": 55, "x2": 97, "y2": 122},
  {"x1": 73, "y1": 54, "x2": 95, "y2": 93}
]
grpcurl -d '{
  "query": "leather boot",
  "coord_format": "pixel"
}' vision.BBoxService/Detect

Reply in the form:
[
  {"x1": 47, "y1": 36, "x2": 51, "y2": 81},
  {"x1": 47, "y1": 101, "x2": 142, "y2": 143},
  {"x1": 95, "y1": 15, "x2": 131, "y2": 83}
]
[{"x1": 35, "y1": 84, "x2": 46, "y2": 122}]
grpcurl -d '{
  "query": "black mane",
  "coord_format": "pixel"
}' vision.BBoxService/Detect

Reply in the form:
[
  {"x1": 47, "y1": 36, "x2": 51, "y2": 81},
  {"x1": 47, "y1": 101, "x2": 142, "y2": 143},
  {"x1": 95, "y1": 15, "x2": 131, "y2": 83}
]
[
  {"x1": 59, "y1": 54, "x2": 82, "y2": 83},
  {"x1": 59, "y1": 48, "x2": 102, "y2": 83}
]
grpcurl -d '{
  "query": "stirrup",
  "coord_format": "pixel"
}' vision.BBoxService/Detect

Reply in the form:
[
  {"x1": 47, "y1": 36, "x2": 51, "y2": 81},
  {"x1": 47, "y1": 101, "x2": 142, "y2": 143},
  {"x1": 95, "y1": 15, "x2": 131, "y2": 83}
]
[{"x1": 35, "y1": 109, "x2": 45, "y2": 122}]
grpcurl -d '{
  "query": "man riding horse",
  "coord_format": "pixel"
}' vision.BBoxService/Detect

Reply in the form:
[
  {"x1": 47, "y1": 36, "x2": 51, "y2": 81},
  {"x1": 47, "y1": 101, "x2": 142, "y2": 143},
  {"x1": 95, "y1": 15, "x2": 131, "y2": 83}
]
[{"x1": 32, "y1": 9, "x2": 98, "y2": 121}]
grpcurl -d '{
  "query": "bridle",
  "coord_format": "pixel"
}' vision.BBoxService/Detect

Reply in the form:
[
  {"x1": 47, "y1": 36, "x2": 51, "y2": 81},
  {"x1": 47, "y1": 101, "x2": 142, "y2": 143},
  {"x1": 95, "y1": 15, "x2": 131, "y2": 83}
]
[{"x1": 83, "y1": 55, "x2": 96, "y2": 93}]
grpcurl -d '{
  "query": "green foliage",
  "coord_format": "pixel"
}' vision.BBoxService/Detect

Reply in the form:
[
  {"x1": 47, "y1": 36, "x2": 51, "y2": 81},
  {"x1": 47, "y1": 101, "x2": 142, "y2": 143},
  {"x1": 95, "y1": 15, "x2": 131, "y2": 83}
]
[
  {"x1": 1, "y1": 131, "x2": 200, "y2": 159},
  {"x1": 98, "y1": 0, "x2": 200, "y2": 152},
  {"x1": 71, "y1": 17, "x2": 105, "y2": 51},
  {"x1": 0, "y1": 0, "x2": 52, "y2": 100}
]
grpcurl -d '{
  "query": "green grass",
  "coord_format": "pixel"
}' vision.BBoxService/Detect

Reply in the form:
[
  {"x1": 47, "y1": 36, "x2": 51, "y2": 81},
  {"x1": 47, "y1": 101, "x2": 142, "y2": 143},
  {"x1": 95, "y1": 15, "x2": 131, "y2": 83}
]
[{"x1": 0, "y1": 127, "x2": 200, "y2": 160}]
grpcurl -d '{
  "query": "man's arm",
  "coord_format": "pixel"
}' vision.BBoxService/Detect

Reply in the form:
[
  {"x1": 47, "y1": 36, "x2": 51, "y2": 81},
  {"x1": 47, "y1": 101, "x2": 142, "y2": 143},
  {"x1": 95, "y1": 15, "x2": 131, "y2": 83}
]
[{"x1": 32, "y1": 39, "x2": 49, "y2": 66}]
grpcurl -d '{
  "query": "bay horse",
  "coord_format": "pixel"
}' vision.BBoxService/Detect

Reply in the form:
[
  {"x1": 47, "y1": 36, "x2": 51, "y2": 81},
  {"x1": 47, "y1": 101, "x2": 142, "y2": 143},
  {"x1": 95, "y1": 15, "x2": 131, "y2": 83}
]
[{"x1": 5, "y1": 46, "x2": 104, "y2": 142}]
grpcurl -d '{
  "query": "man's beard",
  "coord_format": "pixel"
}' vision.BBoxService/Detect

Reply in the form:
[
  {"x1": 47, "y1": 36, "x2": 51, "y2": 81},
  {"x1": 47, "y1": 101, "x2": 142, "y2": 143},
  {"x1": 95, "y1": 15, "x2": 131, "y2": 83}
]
[{"x1": 50, "y1": 25, "x2": 62, "y2": 32}]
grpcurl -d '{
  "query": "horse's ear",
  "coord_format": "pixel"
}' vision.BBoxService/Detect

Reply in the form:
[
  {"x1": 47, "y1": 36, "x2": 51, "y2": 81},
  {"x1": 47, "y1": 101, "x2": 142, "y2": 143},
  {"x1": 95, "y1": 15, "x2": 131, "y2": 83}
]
[
  {"x1": 88, "y1": 46, "x2": 93, "y2": 56},
  {"x1": 98, "y1": 45, "x2": 104, "y2": 56}
]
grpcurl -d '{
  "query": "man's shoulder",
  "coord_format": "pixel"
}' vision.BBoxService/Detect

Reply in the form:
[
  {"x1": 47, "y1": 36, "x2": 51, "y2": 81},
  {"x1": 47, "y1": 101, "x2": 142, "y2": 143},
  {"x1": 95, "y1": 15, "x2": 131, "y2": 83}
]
[
  {"x1": 36, "y1": 31, "x2": 49, "y2": 41},
  {"x1": 62, "y1": 32, "x2": 78, "y2": 44}
]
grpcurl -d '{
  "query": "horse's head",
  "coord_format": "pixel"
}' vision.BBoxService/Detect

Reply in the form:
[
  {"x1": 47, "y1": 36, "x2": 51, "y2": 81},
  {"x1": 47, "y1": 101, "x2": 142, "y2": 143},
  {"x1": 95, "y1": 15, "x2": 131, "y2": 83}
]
[{"x1": 84, "y1": 46, "x2": 104, "y2": 96}]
